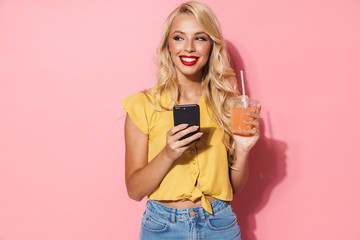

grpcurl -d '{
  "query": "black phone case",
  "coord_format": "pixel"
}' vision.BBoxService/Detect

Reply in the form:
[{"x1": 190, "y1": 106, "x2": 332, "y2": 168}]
[{"x1": 173, "y1": 104, "x2": 200, "y2": 141}]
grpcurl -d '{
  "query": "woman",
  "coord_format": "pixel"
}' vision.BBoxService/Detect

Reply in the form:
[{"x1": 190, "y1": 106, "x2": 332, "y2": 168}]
[{"x1": 122, "y1": 1, "x2": 260, "y2": 239}]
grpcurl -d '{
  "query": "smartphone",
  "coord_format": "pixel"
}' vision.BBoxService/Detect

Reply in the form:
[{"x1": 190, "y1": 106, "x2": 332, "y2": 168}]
[{"x1": 173, "y1": 104, "x2": 200, "y2": 141}]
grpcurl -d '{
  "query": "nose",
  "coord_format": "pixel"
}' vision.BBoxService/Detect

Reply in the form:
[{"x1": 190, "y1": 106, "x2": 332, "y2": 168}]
[{"x1": 184, "y1": 39, "x2": 195, "y2": 53}]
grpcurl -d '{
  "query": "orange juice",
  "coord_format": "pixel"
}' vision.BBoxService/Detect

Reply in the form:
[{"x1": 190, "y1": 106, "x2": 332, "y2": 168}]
[{"x1": 231, "y1": 107, "x2": 257, "y2": 136}]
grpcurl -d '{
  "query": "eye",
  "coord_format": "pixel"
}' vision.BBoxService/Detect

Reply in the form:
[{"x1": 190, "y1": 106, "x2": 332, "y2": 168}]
[
  {"x1": 196, "y1": 36, "x2": 207, "y2": 41},
  {"x1": 173, "y1": 36, "x2": 184, "y2": 41}
]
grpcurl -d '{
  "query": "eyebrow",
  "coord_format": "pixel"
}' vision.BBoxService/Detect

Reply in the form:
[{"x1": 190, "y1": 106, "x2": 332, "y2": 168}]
[{"x1": 170, "y1": 30, "x2": 208, "y2": 35}]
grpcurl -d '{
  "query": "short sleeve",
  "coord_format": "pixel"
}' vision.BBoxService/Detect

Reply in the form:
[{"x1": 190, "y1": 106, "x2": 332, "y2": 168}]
[{"x1": 121, "y1": 92, "x2": 151, "y2": 134}]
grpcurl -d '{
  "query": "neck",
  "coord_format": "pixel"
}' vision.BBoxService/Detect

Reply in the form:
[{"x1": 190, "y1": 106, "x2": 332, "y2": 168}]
[
  {"x1": 177, "y1": 75, "x2": 203, "y2": 104},
  {"x1": 177, "y1": 70, "x2": 202, "y2": 90}
]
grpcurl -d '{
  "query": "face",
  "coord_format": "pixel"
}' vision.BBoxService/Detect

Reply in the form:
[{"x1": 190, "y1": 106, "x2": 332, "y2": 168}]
[{"x1": 168, "y1": 14, "x2": 212, "y2": 80}]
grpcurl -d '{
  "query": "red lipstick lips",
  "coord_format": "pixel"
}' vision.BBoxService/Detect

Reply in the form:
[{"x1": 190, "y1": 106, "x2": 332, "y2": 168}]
[{"x1": 179, "y1": 55, "x2": 199, "y2": 66}]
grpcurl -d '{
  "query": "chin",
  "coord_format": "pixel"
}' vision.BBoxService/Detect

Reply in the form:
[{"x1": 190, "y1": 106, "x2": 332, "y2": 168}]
[
  {"x1": 178, "y1": 66, "x2": 204, "y2": 76},
  {"x1": 180, "y1": 69, "x2": 201, "y2": 77}
]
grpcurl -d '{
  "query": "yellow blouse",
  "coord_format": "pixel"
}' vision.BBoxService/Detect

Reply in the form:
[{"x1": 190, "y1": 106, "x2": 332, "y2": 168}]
[{"x1": 121, "y1": 92, "x2": 233, "y2": 214}]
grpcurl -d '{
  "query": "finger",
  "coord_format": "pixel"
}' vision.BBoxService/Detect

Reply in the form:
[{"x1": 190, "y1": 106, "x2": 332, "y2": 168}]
[
  {"x1": 256, "y1": 104, "x2": 261, "y2": 114},
  {"x1": 179, "y1": 141, "x2": 195, "y2": 151},
  {"x1": 168, "y1": 124, "x2": 189, "y2": 136},
  {"x1": 248, "y1": 112, "x2": 260, "y2": 119},
  {"x1": 174, "y1": 125, "x2": 199, "y2": 140},
  {"x1": 244, "y1": 120, "x2": 259, "y2": 127},
  {"x1": 178, "y1": 132, "x2": 203, "y2": 147},
  {"x1": 243, "y1": 127, "x2": 260, "y2": 135},
  {"x1": 177, "y1": 145, "x2": 193, "y2": 154}
]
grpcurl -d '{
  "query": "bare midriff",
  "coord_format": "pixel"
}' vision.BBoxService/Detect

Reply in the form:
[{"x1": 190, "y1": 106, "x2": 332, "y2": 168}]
[{"x1": 156, "y1": 195, "x2": 217, "y2": 208}]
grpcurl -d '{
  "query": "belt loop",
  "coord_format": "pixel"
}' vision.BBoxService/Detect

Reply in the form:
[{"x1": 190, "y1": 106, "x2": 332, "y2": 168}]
[
  {"x1": 171, "y1": 208, "x2": 176, "y2": 223},
  {"x1": 199, "y1": 207, "x2": 205, "y2": 221}
]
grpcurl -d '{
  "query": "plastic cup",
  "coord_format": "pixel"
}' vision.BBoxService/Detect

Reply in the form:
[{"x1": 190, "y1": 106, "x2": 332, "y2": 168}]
[{"x1": 230, "y1": 97, "x2": 259, "y2": 136}]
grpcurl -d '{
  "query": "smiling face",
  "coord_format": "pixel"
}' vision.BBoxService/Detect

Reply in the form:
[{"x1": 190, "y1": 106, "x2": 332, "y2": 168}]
[{"x1": 168, "y1": 14, "x2": 212, "y2": 81}]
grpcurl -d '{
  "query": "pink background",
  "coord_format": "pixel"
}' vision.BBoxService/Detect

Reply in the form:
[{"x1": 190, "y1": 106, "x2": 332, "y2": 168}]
[{"x1": 1, "y1": 0, "x2": 359, "y2": 239}]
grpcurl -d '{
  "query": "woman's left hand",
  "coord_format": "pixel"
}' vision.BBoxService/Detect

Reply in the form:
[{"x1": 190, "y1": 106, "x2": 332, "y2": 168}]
[{"x1": 233, "y1": 104, "x2": 261, "y2": 152}]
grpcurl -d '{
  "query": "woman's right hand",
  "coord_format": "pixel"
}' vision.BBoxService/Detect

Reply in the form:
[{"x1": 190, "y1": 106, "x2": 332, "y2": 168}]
[{"x1": 163, "y1": 124, "x2": 203, "y2": 161}]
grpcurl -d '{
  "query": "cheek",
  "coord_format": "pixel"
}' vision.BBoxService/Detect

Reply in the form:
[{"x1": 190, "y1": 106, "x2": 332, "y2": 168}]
[
  {"x1": 198, "y1": 44, "x2": 211, "y2": 58},
  {"x1": 168, "y1": 41, "x2": 182, "y2": 54}
]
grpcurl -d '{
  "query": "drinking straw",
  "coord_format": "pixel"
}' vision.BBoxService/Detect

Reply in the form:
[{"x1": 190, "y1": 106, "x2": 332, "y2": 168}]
[{"x1": 240, "y1": 70, "x2": 247, "y2": 108}]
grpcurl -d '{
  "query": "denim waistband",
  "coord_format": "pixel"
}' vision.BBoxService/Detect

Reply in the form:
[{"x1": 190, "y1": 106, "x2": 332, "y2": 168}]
[{"x1": 146, "y1": 199, "x2": 229, "y2": 222}]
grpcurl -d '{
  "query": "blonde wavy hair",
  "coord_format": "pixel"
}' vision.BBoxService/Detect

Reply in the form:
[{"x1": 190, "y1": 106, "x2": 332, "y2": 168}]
[{"x1": 144, "y1": 1, "x2": 240, "y2": 162}]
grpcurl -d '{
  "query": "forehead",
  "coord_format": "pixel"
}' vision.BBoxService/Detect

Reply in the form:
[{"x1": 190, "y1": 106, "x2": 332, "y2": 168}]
[{"x1": 170, "y1": 14, "x2": 204, "y2": 33}]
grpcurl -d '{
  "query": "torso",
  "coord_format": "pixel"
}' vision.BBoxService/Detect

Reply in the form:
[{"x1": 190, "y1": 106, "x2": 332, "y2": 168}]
[
  {"x1": 141, "y1": 90, "x2": 233, "y2": 209},
  {"x1": 157, "y1": 92, "x2": 214, "y2": 209}
]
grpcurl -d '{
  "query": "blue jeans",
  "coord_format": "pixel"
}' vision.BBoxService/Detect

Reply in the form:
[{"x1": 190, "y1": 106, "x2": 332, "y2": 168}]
[{"x1": 140, "y1": 200, "x2": 241, "y2": 240}]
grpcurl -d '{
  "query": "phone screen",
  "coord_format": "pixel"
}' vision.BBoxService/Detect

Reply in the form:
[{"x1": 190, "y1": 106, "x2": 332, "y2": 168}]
[{"x1": 173, "y1": 104, "x2": 200, "y2": 141}]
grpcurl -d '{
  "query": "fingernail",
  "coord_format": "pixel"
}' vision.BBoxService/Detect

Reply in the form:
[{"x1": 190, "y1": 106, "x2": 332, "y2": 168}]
[{"x1": 193, "y1": 126, "x2": 199, "y2": 129}]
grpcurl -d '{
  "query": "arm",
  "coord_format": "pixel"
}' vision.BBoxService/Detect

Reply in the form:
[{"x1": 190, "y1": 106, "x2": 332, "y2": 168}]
[
  {"x1": 124, "y1": 114, "x2": 203, "y2": 201},
  {"x1": 229, "y1": 105, "x2": 261, "y2": 194},
  {"x1": 229, "y1": 147, "x2": 250, "y2": 194}
]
